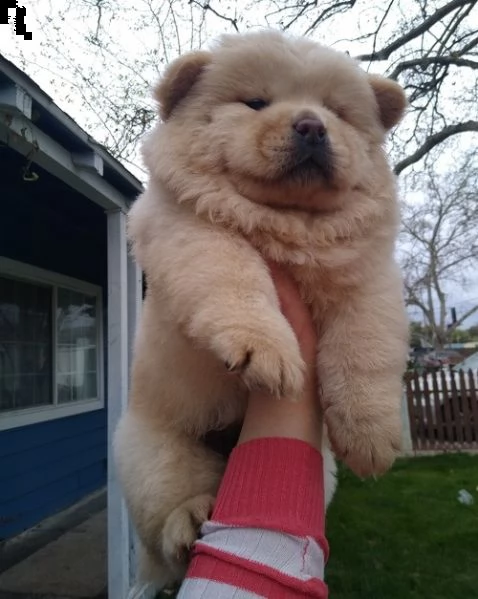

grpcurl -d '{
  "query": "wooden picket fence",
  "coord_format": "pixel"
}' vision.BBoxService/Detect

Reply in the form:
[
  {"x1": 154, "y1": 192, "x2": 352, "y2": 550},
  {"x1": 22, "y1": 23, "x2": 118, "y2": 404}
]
[{"x1": 404, "y1": 368, "x2": 478, "y2": 451}]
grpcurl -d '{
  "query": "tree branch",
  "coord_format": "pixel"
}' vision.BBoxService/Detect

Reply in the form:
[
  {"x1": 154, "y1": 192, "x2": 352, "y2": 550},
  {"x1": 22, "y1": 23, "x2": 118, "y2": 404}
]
[
  {"x1": 404, "y1": 284, "x2": 433, "y2": 323},
  {"x1": 265, "y1": 0, "x2": 356, "y2": 33},
  {"x1": 452, "y1": 304, "x2": 478, "y2": 329},
  {"x1": 303, "y1": 1, "x2": 357, "y2": 35},
  {"x1": 268, "y1": 1, "x2": 316, "y2": 32},
  {"x1": 188, "y1": 0, "x2": 240, "y2": 32},
  {"x1": 389, "y1": 56, "x2": 478, "y2": 80},
  {"x1": 459, "y1": 32, "x2": 478, "y2": 54},
  {"x1": 368, "y1": 0, "x2": 397, "y2": 65},
  {"x1": 394, "y1": 120, "x2": 478, "y2": 175},
  {"x1": 355, "y1": 0, "x2": 474, "y2": 62}
]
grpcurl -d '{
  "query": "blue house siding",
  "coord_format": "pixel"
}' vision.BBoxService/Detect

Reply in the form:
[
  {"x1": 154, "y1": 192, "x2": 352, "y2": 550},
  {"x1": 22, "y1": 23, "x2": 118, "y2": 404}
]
[
  {"x1": 0, "y1": 410, "x2": 106, "y2": 539},
  {"x1": 0, "y1": 149, "x2": 109, "y2": 539}
]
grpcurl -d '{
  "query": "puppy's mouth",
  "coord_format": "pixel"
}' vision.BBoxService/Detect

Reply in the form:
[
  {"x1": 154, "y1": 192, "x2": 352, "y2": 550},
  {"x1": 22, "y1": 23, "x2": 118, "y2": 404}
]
[
  {"x1": 283, "y1": 143, "x2": 335, "y2": 185},
  {"x1": 286, "y1": 156, "x2": 334, "y2": 184}
]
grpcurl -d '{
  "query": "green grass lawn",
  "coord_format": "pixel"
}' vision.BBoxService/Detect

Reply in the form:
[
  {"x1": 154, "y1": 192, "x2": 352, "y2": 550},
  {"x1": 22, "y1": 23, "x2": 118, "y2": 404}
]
[
  {"x1": 326, "y1": 453, "x2": 478, "y2": 598},
  {"x1": 158, "y1": 453, "x2": 478, "y2": 598}
]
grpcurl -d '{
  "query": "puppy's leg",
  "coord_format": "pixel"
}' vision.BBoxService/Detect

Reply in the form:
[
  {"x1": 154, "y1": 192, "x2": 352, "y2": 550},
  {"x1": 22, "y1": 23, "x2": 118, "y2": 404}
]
[
  {"x1": 318, "y1": 270, "x2": 409, "y2": 477},
  {"x1": 114, "y1": 412, "x2": 224, "y2": 584},
  {"x1": 130, "y1": 202, "x2": 304, "y2": 398}
]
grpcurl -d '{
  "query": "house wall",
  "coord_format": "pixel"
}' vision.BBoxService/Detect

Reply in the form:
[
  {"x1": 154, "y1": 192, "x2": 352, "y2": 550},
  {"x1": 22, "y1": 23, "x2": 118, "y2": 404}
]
[
  {"x1": 0, "y1": 154, "x2": 108, "y2": 540},
  {"x1": 0, "y1": 411, "x2": 106, "y2": 538}
]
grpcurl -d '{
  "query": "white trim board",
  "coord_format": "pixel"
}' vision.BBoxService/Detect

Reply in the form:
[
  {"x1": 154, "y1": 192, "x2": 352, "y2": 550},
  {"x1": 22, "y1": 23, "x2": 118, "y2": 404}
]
[
  {"x1": 106, "y1": 211, "x2": 146, "y2": 599},
  {"x1": 106, "y1": 209, "x2": 131, "y2": 599},
  {"x1": 0, "y1": 112, "x2": 132, "y2": 213},
  {"x1": 0, "y1": 61, "x2": 142, "y2": 195},
  {"x1": 0, "y1": 400, "x2": 104, "y2": 431},
  {"x1": 0, "y1": 257, "x2": 102, "y2": 296}
]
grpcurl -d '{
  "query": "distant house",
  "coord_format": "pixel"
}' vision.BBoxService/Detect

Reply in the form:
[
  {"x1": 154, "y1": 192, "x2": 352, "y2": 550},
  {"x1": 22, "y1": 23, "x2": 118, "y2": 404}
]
[
  {"x1": 0, "y1": 53, "x2": 143, "y2": 549},
  {"x1": 445, "y1": 342, "x2": 478, "y2": 351}
]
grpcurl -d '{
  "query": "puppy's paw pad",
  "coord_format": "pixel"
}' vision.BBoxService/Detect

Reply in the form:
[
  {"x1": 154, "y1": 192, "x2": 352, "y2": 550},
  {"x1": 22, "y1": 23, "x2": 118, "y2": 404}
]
[
  {"x1": 245, "y1": 341, "x2": 304, "y2": 397},
  {"x1": 325, "y1": 405, "x2": 401, "y2": 478},
  {"x1": 216, "y1": 327, "x2": 304, "y2": 398},
  {"x1": 162, "y1": 494, "x2": 215, "y2": 567}
]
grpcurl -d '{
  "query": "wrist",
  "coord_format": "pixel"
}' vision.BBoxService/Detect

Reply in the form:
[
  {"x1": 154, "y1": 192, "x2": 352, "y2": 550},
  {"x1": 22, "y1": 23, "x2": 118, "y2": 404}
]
[{"x1": 238, "y1": 374, "x2": 322, "y2": 450}]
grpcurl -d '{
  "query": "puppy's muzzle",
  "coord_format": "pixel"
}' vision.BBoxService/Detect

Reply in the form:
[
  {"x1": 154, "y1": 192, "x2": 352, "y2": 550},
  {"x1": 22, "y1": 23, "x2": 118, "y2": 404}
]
[{"x1": 291, "y1": 117, "x2": 333, "y2": 179}]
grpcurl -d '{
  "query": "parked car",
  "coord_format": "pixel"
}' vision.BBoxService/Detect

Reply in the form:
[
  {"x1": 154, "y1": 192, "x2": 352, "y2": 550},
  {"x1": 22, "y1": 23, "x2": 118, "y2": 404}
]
[
  {"x1": 419, "y1": 353, "x2": 442, "y2": 368},
  {"x1": 422, "y1": 349, "x2": 464, "y2": 367}
]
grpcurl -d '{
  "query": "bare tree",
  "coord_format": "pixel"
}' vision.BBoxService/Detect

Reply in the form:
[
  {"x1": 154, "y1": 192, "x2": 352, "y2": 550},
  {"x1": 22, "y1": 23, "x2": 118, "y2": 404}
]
[
  {"x1": 4, "y1": 0, "x2": 478, "y2": 350},
  {"x1": 4, "y1": 0, "x2": 477, "y2": 177},
  {"x1": 400, "y1": 151, "x2": 478, "y2": 347}
]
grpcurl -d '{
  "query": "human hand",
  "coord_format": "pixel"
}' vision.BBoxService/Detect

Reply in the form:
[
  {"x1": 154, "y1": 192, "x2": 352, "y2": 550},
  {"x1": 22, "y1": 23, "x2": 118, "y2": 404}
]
[
  {"x1": 238, "y1": 261, "x2": 322, "y2": 450},
  {"x1": 266, "y1": 261, "x2": 317, "y2": 367}
]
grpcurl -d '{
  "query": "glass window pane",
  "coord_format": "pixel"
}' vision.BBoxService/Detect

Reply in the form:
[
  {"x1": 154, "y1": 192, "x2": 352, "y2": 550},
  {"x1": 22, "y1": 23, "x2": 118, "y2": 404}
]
[
  {"x1": 85, "y1": 372, "x2": 97, "y2": 399},
  {"x1": 56, "y1": 288, "x2": 98, "y2": 403},
  {"x1": 0, "y1": 276, "x2": 53, "y2": 412}
]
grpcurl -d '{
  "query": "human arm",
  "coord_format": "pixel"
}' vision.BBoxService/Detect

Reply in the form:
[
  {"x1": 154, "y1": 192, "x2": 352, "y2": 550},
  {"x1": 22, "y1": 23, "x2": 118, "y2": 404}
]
[{"x1": 177, "y1": 263, "x2": 328, "y2": 599}]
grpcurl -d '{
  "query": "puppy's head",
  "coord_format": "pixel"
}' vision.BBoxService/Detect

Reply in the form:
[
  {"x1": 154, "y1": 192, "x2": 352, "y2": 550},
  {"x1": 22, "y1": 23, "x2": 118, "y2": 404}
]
[{"x1": 149, "y1": 31, "x2": 406, "y2": 212}]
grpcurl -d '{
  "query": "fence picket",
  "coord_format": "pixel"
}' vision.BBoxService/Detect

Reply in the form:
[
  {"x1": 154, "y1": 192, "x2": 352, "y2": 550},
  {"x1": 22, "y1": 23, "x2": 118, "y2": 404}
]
[
  {"x1": 449, "y1": 370, "x2": 464, "y2": 447},
  {"x1": 458, "y1": 369, "x2": 473, "y2": 447},
  {"x1": 422, "y1": 371, "x2": 435, "y2": 449},
  {"x1": 405, "y1": 374, "x2": 419, "y2": 450},
  {"x1": 467, "y1": 369, "x2": 478, "y2": 448},
  {"x1": 431, "y1": 369, "x2": 445, "y2": 446},
  {"x1": 413, "y1": 371, "x2": 426, "y2": 450},
  {"x1": 440, "y1": 369, "x2": 454, "y2": 448}
]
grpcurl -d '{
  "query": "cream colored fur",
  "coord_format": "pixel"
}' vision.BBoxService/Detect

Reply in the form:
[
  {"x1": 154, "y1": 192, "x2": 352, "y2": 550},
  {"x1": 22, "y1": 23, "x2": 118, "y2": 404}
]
[{"x1": 114, "y1": 30, "x2": 409, "y2": 588}]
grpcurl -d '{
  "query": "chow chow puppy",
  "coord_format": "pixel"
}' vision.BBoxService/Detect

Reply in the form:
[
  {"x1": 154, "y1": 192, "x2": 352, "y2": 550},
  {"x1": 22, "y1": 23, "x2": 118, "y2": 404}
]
[{"x1": 114, "y1": 30, "x2": 409, "y2": 587}]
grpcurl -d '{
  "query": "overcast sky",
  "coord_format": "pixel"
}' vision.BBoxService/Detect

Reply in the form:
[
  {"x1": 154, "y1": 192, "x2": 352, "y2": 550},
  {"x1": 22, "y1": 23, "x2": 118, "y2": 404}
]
[{"x1": 2, "y1": 1, "x2": 477, "y2": 327}]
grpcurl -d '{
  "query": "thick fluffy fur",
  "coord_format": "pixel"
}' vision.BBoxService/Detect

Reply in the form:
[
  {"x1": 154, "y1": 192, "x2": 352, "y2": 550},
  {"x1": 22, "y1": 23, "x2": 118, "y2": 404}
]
[{"x1": 114, "y1": 30, "x2": 409, "y2": 588}]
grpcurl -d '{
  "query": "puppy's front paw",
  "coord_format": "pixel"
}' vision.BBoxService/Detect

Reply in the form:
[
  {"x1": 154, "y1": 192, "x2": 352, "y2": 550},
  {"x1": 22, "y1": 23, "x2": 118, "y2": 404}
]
[
  {"x1": 162, "y1": 494, "x2": 215, "y2": 568},
  {"x1": 325, "y1": 403, "x2": 401, "y2": 477},
  {"x1": 214, "y1": 322, "x2": 304, "y2": 398}
]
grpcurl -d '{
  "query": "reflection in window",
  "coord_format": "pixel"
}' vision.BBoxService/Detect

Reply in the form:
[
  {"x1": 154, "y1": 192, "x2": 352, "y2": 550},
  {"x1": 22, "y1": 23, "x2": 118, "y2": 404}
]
[
  {"x1": 56, "y1": 288, "x2": 98, "y2": 403},
  {"x1": 0, "y1": 276, "x2": 52, "y2": 412}
]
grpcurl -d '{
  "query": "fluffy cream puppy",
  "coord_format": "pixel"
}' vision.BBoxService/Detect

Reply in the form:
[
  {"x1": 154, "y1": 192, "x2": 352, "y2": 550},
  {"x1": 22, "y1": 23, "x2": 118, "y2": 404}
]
[{"x1": 114, "y1": 30, "x2": 409, "y2": 588}]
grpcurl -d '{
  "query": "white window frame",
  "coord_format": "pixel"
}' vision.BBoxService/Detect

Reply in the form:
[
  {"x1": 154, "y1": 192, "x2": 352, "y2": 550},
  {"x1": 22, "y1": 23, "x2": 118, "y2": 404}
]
[{"x1": 0, "y1": 256, "x2": 104, "y2": 431}]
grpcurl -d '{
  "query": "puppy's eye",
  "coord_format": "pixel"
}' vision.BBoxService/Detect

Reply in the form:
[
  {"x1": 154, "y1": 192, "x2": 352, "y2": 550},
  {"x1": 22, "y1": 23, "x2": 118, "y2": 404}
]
[
  {"x1": 335, "y1": 106, "x2": 348, "y2": 120},
  {"x1": 325, "y1": 101, "x2": 348, "y2": 121},
  {"x1": 244, "y1": 98, "x2": 269, "y2": 111}
]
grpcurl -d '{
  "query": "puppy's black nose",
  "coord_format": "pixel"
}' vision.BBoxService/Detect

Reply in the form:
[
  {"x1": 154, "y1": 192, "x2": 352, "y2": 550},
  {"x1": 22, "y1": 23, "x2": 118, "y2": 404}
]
[{"x1": 293, "y1": 118, "x2": 327, "y2": 144}]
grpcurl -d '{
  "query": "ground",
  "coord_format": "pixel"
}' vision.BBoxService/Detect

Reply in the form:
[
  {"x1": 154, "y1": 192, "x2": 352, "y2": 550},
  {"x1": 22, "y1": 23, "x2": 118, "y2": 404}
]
[
  {"x1": 159, "y1": 453, "x2": 478, "y2": 599},
  {"x1": 0, "y1": 488, "x2": 107, "y2": 599},
  {"x1": 325, "y1": 453, "x2": 478, "y2": 598}
]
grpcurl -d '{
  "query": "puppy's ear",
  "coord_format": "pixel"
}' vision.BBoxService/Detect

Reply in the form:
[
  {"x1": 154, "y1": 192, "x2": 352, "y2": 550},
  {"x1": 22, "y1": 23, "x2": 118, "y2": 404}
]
[
  {"x1": 154, "y1": 51, "x2": 212, "y2": 120},
  {"x1": 368, "y1": 74, "x2": 407, "y2": 130}
]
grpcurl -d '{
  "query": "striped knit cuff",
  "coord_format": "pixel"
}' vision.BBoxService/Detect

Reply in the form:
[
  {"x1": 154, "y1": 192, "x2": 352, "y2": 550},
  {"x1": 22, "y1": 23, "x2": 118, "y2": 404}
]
[
  {"x1": 211, "y1": 437, "x2": 328, "y2": 558},
  {"x1": 185, "y1": 549, "x2": 328, "y2": 598}
]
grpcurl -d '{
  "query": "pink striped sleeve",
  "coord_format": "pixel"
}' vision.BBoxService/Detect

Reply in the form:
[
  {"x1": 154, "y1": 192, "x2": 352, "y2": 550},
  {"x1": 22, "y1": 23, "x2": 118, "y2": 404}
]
[{"x1": 178, "y1": 438, "x2": 329, "y2": 598}]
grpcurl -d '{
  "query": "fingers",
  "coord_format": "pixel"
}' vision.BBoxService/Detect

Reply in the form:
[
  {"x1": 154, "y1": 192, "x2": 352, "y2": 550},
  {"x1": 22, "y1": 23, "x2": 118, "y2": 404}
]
[{"x1": 266, "y1": 260, "x2": 317, "y2": 363}]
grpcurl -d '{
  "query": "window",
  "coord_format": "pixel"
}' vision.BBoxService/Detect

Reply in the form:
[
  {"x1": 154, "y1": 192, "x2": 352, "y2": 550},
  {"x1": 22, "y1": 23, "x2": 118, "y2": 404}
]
[{"x1": 0, "y1": 258, "x2": 103, "y2": 430}]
